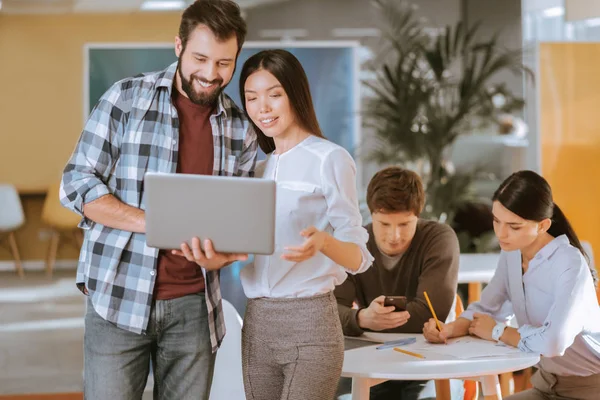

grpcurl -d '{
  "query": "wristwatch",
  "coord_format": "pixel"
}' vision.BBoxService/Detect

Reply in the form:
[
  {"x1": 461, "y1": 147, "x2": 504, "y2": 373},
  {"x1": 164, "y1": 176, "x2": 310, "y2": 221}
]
[{"x1": 492, "y1": 322, "x2": 507, "y2": 341}]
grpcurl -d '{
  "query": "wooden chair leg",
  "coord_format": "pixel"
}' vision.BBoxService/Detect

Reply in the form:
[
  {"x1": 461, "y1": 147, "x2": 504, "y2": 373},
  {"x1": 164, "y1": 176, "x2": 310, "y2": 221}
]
[
  {"x1": 435, "y1": 379, "x2": 451, "y2": 400},
  {"x1": 46, "y1": 231, "x2": 60, "y2": 278},
  {"x1": 523, "y1": 367, "x2": 533, "y2": 389},
  {"x1": 513, "y1": 370, "x2": 524, "y2": 393},
  {"x1": 468, "y1": 282, "x2": 482, "y2": 304},
  {"x1": 7, "y1": 232, "x2": 24, "y2": 278},
  {"x1": 499, "y1": 372, "x2": 513, "y2": 396},
  {"x1": 464, "y1": 379, "x2": 479, "y2": 400}
]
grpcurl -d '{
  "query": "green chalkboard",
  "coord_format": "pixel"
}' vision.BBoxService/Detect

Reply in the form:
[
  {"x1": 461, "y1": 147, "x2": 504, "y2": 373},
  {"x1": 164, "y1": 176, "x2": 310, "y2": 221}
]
[{"x1": 88, "y1": 47, "x2": 177, "y2": 118}]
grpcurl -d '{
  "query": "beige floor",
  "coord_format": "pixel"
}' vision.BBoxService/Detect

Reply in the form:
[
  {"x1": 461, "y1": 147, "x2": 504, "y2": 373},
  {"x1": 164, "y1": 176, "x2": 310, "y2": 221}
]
[
  {"x1": 0, "y1": 270, "x2": 154, "y2": 398},
  {"x1": 0, "y1": 270, "x2": 83, "y2": 395},
  {"x1": 0, "y1": 263, "x2": 251, "y2": 398}
]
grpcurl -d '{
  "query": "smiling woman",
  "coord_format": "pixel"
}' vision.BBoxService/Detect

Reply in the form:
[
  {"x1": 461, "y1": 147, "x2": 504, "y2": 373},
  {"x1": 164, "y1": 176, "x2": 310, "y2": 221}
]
[
  {"x1": 232, "y1": 49, "x2": 374, "y2": 400},
  {"x1": 239, "y1": 49, "x2": 326, "y2": 154}
]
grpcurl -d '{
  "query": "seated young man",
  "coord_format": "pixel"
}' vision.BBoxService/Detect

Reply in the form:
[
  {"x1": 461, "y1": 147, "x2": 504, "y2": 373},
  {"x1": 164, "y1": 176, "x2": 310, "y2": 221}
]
[{"x1": 335, "y1": 166, "x2": 460, "y2": 400}]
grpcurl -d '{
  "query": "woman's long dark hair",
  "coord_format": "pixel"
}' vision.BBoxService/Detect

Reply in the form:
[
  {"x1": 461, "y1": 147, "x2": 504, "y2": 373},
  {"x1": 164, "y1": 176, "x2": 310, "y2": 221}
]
[
  {"x1": 493, "y1": 170, "x2": 597, "y2": 285},
  {"x1": 238, "y1": 49, "x2": 325, "y2": 154}
]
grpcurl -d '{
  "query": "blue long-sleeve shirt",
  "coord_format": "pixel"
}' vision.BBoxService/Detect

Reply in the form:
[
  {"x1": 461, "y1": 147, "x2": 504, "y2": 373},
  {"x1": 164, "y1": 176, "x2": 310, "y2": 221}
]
[{"x1": 461, "y1": 235, "x2": 600, "y2": 376}]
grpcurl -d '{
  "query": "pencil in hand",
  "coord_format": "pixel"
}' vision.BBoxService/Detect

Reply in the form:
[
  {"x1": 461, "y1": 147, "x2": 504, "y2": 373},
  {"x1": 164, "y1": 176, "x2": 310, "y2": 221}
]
[{"x1": 423, "y1": 291, "x2": 446, "y2": 344}]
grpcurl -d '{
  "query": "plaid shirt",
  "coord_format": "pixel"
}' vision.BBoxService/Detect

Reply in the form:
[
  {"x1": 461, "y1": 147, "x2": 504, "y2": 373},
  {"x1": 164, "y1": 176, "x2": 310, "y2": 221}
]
[{"x1": 60, "y1": 62, "x2": 257, "y2": 352}]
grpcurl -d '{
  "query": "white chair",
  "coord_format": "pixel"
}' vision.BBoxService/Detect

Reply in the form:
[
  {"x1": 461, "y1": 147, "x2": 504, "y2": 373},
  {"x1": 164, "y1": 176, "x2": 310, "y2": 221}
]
[
  {"x1": 0, "y1": 184, "x2": 25, "y2": 278},
  {"x1": 445, "y1": 293, "x2": 458, "y2": 323},
  {"x1": 209, "y1": 299, "x2": 246, "y2": 400}
]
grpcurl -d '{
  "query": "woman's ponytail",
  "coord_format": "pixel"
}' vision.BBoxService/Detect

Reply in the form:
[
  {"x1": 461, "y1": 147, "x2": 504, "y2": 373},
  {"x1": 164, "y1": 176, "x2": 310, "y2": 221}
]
[{"x1": 549, "y1": 203, "x2": 598, "y2": 286}]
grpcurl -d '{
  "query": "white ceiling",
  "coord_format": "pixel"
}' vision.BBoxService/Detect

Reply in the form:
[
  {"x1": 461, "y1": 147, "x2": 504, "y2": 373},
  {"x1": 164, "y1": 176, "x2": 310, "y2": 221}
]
[{"x1": 0, "y1": 0, "x2": 289, "y2": 14}]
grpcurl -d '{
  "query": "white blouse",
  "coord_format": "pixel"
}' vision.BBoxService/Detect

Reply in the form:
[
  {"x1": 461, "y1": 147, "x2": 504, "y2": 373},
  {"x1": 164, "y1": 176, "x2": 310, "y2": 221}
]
[
  {"x1": 461, "y1": 235, "x2": 600, "y2": 376},
  {"x1": 240, "y1": 135, "x2": 373, "y2": 299}
]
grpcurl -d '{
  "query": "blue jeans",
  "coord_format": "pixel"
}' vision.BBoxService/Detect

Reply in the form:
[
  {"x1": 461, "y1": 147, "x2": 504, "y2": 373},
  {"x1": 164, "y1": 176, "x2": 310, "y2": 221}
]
[{"x1": 84, "y1": 293, "x2": 216, "y2": 400}]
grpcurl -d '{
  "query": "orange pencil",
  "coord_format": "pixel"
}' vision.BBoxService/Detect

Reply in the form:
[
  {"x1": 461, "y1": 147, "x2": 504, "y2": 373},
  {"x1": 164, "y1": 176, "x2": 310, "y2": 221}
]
[
  {"x1": 423, "y1": 291, "x2": 445, "y2": 342},
  {"x1": 393, "y1": 347, "x2": 425, "y2": 359}
]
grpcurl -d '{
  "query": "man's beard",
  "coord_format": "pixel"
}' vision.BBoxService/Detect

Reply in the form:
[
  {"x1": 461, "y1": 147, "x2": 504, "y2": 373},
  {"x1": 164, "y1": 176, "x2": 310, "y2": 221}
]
[{"x1": 177, "y1": 59, "x2": 225, "y2": 107}]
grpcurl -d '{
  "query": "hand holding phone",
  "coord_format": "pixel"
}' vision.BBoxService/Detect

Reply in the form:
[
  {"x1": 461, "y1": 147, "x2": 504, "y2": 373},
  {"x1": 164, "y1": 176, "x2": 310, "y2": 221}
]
[
  {"x1": 383, "y1": 296, "x2": 407, "y2": 311},
  {"x1": 357, "y1": 295, "x2": 410, "y2": 331}
]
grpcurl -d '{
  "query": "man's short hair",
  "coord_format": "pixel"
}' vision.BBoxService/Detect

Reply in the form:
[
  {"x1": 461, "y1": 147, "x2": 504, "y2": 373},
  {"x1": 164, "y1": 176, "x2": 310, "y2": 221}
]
[
  {"x1": 179, "y1": 0, "x2": 247, "y2": 52},
  {"x1": 366, "y1": 166, "x2": 425, "y2": 215}
]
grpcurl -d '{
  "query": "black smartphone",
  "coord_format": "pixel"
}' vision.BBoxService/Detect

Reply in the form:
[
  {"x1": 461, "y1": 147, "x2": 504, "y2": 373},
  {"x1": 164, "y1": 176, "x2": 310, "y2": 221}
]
[{"x1": 383, "y1": 296, "x2": 407, "y2": 311}]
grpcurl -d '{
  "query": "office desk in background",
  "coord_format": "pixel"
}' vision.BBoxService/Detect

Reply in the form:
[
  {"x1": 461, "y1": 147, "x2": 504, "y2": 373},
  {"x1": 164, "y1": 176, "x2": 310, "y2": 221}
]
[
  {"x1": 459, "y1": 253, "x2": 499, "y2": 304},
  {"x1": 342, "y1": 333, "x2": 539, "y2": 400}
]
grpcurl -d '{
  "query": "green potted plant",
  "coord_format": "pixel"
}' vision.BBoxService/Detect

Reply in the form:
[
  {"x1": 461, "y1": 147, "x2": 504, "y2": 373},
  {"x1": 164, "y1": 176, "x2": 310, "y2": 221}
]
[{"x1": 363, "y1": 0, "x2": 533, "y2": 231}]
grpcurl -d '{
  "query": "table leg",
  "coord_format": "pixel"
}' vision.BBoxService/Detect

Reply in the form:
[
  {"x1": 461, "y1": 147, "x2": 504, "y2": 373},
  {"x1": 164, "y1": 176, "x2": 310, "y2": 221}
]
[
  {"x1": 435, "y1": 379, "x2": 451, "y2": 400},
  {"x1": 480, "y1": 374, "x2": 502, "y2": 400},
  {"x1": 468, "y1": 282, "x2": 482, "y2": 305},
  {"x1": 351, "y1": 378, "x2": 386, "y2": 400},
  {"x1": 500, "y1": 372, "x2": 514, "y2": 396},
  {"x1": 523, "y1": 367, "x2": 533, "y2": 389}
]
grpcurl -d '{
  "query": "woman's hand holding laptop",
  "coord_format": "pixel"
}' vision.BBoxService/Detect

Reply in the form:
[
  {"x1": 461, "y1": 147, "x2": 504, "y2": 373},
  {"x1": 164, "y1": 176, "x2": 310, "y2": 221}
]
[{"x1": 172, "y1": 237, "x2": 248, "y2": 271}]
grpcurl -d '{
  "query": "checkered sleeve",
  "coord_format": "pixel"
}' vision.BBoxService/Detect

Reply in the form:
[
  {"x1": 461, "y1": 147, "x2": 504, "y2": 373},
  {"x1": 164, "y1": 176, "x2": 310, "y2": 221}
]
[
  {"x1": 237, "y1": 123, "x2": 258, "y2": 178},
  {"x1": 60, "y1": 83, "x2": 125, "y2": 229}
]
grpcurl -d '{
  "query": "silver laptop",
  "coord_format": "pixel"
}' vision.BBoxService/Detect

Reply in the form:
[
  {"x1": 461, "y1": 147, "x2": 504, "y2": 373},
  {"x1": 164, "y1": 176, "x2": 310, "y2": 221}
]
[{"x1": 145, "y1": 172, "x2": 276, "y2": 255}]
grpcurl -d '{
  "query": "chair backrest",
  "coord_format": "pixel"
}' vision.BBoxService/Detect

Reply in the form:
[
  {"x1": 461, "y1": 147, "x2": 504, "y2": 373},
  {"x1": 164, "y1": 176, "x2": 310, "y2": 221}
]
[
  {"x1": 0, "y1": 184, "x2": 25, "y2": 232},
  {"x1": 455, "y1": 293, "x2": 464, "y2": 315},
  {"x1": 209, "y1": 299, "x2": 245, "y2": 400},
  {"x1": 445, "y1": 293, "x2": 459, "y2": 323},
  {"x1": 41, "y1": 183, "x2": 80, "y2": 230}
]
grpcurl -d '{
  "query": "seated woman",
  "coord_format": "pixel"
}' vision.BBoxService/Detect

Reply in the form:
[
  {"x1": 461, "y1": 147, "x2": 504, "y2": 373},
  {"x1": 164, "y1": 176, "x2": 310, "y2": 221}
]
[{"x1": 423, "y1": 170, "x2": 600, "y2": 400}]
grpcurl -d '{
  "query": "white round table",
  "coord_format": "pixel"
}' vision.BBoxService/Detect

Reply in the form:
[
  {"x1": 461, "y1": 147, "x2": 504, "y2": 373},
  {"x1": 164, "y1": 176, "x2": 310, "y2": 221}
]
[{"x1": 342, "y1": 334, "x2": 540, "y2": 400}]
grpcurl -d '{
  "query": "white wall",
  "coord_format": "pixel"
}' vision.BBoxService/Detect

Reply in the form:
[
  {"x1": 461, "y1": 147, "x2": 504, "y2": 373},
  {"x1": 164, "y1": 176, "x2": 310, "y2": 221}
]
[{"x1": 245, "y1": 0, "x2": 462, "y2": 42}]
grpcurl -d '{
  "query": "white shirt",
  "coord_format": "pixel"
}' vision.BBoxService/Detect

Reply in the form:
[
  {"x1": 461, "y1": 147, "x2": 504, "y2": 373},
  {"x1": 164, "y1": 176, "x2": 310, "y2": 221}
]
[
  {"x1": 240, "y1": 135, "x2": 373, "y2": 298},
  {"x1": 461, "y1": 235, "x2": 600, "y2": 376}
]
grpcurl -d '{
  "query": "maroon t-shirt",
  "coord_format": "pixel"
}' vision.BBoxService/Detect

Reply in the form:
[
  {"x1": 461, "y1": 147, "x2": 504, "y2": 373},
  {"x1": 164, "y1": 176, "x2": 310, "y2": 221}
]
[{"x1": 154, "y1": 89, "x2": 215, "y2": 300}]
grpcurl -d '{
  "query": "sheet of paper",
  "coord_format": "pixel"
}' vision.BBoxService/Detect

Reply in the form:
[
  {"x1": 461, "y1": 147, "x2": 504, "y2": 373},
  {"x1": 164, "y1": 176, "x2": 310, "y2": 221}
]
[{"x1": 408, "y1": 337, "x2": 523, "y2": 359}]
